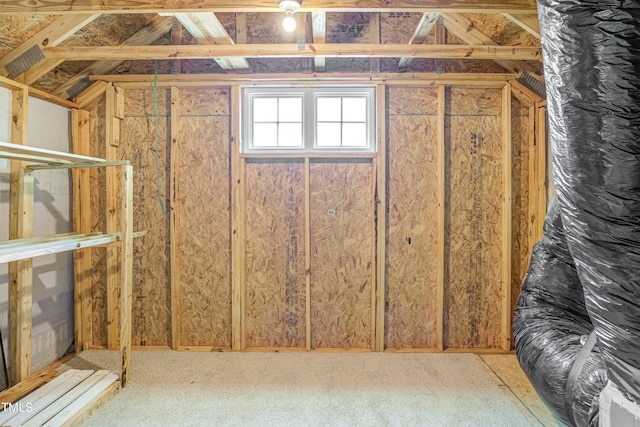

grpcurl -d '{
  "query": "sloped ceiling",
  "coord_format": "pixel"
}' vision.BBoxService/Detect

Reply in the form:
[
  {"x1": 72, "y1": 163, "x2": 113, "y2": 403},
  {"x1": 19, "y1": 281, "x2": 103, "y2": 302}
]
[{"x1": 0, "y1": 2, "x2": 543, "y2": 100}]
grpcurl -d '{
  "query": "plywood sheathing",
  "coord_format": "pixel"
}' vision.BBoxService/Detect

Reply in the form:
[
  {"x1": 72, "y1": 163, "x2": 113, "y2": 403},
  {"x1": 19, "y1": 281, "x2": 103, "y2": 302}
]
[
  {"x1": 89, "y1": 100, "x2": 108, "y2": 347},
  {"x1": 0, "y1": 15, "x2": 59, "y2": 58},
  {"x1": 31, "y1": 15, "x2": 158, "y2": 93},
  {"x1": 245, "y1": 161, "x2": 306, "y2": 348},
  {"x1": 118, "y1": 88, "x2": 171, "y2": 346},
  {"x1": 386, "y1": 86, "x2": 439, "y2": 349},
  {"x1": 310, "y1": 161, "x2": 374, "y2": 349},
  {"x1": 175, "y1": 88, "x2": 231, "y2": 347},
  {"x1": 245, "y1": 12, "x2": 301, "y2": 74},
  {"x1": 444, "y1": 87, "x2": 503, "y2": 349}
]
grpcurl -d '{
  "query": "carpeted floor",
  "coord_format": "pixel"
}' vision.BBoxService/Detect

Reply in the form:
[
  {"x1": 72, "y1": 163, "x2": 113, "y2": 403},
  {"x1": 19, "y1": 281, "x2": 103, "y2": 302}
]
[{"x1": 61, "y1": 350, "x2": 536, "y2": 426}]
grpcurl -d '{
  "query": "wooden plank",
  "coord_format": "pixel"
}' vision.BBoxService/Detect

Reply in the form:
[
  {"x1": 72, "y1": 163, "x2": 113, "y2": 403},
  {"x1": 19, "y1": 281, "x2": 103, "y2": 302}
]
[
  {"x1": 311, "y1": 12, "x2": 326, "y2": 71},
  {"x1": 398, "y1": 12, "x2": 440, "y2": 72},
  {"x1": 27, "y1": 86, "x2": 80, "y2": 109},
  {"x1": 0, "y1": 233, "x2": 120, "y2": 264},
  {"x1": 527, "y1": 104, "x2": 538, "y2": 254},
  {"x1": 119, "y1": 164, "x2": 134, "y2": 386},
  {"x1": 170, "y1": 19, "x2": 183, "y2": 74},
  {"x1": 91, "y1": 72, "x2": 515, "y2": 84},
  {"x1": 170, "y1": 87, "x2": 180, "y2": 350},
  {"x1": 501, "y1": 84, "x2": 512, "y2": 352},
  {"x1": 173, "y1": 12, "x2": 251, "y2": 72},
  {"x1": 105, "y1": 83, "x2": 119, "y2": 350},
  {"x1": 8, "y1": 86, "x2": 32, "y2": 385},
  {"x1": 72, "y1": 109, "x2": 92, "y2": 353},
  {"x1": 536, "y1": 103, "x2": 547, "y2": 238},
  {"x1": 3, "y1": 370, "x2": 94, "y2": 426},
  {"x1": 22, "y1": 370, "x2": 111, "y2": 427},
  {"x1": 437, "y1": 84, "x2": 445, "y2": 352},
  {"x1": 370, "y1": 13, "x2": 380, "y2": 74},
  {"x1": 52, "y1": 16, "x2": 173, "y2": 99},
  {"x1": 75, "y1": 81, "x2": 108, "y2": 109},
  {"x1": 441, "y1": 13, "x2": 541, "y2": 74},
  {"x1": 0, "y1": 0, "x2": 538, "y2": 14},
  {"x1": 304, "y1": 158, "x2": 311, "y2": 351},
  {"x1": 0, "y1": 14, "x2": 100, "y2": 78},
  {"x1": 0, "y1": 141, "x2": 107, "y2": 165},
  {"x1": 0, "y1": 370, "x2": 84, "y2": 425},
  {"x1": 20, "y1": 59, "x2": 63, "y2": 86},
  {"x1": 45, "y1": 372, "x2": 119, "y2": 426},
  {"x1": 375, "y1": 84, "x2": 386, "y2": 352},
  {"x1": 43, "y1": 43, "x2": 543, "y2": 61},
  {"x1": 503, "y1": 13, "x2": 540, "y2": 39},
  {"x1": 230, "y1": 85, "x2": 245, "y2": 351}
]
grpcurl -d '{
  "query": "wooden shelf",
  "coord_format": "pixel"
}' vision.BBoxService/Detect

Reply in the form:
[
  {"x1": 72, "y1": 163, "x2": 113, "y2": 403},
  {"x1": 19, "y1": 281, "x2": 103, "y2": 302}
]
[
  {"x1": 0, "y1": 232, "x2": 146, "y2": 264},
  {"x1": 0, "y1": 141, "x2": 107, "y2": 165}
]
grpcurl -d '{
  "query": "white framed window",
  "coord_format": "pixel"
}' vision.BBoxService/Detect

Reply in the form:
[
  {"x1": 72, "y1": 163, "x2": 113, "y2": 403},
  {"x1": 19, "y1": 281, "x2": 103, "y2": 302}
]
[{"x1": 242, "y1": 86, "x2": 376, "y2": 154}]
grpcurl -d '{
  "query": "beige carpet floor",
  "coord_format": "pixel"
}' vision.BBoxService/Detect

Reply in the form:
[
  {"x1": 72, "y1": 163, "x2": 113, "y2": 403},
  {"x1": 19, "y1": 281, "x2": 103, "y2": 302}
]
[{"x1": 61, "y1": 350, "x2": 536, "y2": 426}]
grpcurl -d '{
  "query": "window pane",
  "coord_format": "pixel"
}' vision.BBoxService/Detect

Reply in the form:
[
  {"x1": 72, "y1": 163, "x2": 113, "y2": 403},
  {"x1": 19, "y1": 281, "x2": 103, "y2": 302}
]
[
  {"x1": 279, "y1": 97, "x2": 302, "y2": 122},
  {"x1": 317, "y1": 98, "x2": 341, "y2": 122},
  {"x1": 317, "y1": 123, "x2": 341, "y2": 147},
  {"x1": 254, "y1": 98, "x2": 278, "y2": 122},
  {"x1": 278, "y1": 123, "x2": 303, "y2": 147},
  {"x1": 253, "y1": 123, "x2": 278, "y2": 147},
  {"x1": 342, "y1": 123, "x2": 367, "y2": 147},
  {"x1": 342, "y1": 97, "x2": 367, "y2": 122}
]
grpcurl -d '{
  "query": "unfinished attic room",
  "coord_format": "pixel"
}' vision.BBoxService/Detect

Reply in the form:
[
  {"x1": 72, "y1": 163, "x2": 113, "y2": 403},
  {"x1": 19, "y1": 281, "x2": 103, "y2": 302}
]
[{"x1": 1, "y1": 0, "x2": 639, "y2": 425}]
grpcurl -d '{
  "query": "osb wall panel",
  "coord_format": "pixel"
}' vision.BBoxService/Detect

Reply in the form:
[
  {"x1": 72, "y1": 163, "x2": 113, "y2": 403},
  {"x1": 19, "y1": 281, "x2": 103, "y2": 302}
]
[
  {"x1": 386, "y1": 87, "x2": 439, "y2": 349},
  {"x1": 245, "y1": 161, "x2": 306, "y2": 348},
  {"x1": 176, "y1": 88, "x2": 231, "y2": 347},
  {"x1": 309, "y1": 161, "x2": 374, "y2": 349},
  {"x1": 89, "y1": 100, "x2": 107, "y2": 347},
  {"x1": 511, "y1": 98, "x2": 530, "y2": 322},
  {"x1": 444, "y1": 87, "x2": 503, "y2": 349},
  {"x1": 119, "y1": 88, "x2": 171, "y2": 346}
]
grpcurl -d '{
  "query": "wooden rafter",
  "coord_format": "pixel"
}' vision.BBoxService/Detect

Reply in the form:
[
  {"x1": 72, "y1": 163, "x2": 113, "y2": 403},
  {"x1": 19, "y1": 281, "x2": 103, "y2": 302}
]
[
  {"x1": 43, "y1": 43, "x2": 542, "y2": 61},
  {"x1": 398, "y1": 12, "x2": 440, "y2": 72},
  {"x1": 171, "y1": 12, "x2": 251, "y2": 73},
  {"x1": 0, "y1": 0, "x2": 538, "y2": 15},
  {"x1": 0, "y1": 14, "x2": 100, "y2": 81},
  {"x1": 53, "y1": 15, "x2": 173, "y2": 99},
  {"x1": 311, "y1": 12, "x2": 326, "y2": 71},
  {"x1": 503, "y1": 13, "x2": 540, "y2": 39},
  {"x1": 441, "y1": 13, "x2": 541, "y2": 74}
]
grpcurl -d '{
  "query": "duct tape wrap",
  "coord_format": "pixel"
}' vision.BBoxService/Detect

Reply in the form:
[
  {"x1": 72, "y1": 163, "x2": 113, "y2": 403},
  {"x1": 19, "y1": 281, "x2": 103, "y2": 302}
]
[{"x1": 537, "y1": 0, "x2": 640, "y2": 405}]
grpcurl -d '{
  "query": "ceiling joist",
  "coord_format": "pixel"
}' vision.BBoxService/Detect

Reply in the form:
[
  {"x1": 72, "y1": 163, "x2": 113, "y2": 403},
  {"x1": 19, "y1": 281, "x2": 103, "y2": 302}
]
[
  {"x1": 0, "y1": 0, "x2": 538, "y2": 15},
  {"x1": 441, "y1": 13, "x2": 540, "y2": 74},
  {"x1": 398, "y1": 12, "x2": 441, "y2": 72},
  {"x1": 503, "y1": 13, "x2": 540, "y2": 39},
  {"x1": 170, "y1": 12, "x2": 251, "y2": 73},
  {"x1": 42, "y1": 43, "x2": 542, "y2": 61}
]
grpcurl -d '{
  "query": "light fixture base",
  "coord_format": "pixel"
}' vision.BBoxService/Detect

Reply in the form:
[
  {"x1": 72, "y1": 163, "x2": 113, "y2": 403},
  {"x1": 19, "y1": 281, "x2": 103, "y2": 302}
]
[{"x1": 279, "y1": 0, "x2": 301, "y2": 14}]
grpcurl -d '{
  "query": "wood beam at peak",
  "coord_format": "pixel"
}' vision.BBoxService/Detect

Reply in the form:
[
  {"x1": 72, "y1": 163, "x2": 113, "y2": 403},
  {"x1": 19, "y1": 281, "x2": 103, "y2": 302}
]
[
  {"x1": 441, "y1": 13, "x2": 542, "y2": 74},
  {"x1": 44, "y1": 43, "x2": 542, "y2": 61},
  {"x1": 398, "y1": 12, "x2": 440, "y2": 72},
  {"x1": 0, "y1": 0, "x2": 538, "y2": 15},
  {"x1": 53, "y1": 15, "x2": 173, "y2": 99},
  {"x1": 172, "y1": 12, "x2": 251, "y2": 73},
  {"x1": 503, "y1": 13, "x2": 540, "y2": 39},
  {"x1": 0, "y1": 14, "x2": 100, "y2": 79}
]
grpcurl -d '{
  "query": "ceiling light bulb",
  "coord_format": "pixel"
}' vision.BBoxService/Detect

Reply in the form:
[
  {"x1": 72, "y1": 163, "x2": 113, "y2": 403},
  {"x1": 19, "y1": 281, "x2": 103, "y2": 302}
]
[{"x1": 283, "y1": 14, "x2": 297, "y2": 32}]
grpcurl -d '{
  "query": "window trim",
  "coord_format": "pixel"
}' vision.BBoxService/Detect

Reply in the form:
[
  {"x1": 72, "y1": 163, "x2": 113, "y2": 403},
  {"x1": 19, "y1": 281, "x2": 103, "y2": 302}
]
[{"x1": 241, "y1": 86, "x2": 376, "y2": 155}]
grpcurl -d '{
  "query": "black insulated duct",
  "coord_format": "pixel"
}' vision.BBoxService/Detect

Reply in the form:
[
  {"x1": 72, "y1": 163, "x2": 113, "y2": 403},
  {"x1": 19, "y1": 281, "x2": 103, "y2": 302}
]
[{"x1": 514, "y1": 0, "x2": 640, "y2": 425}]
